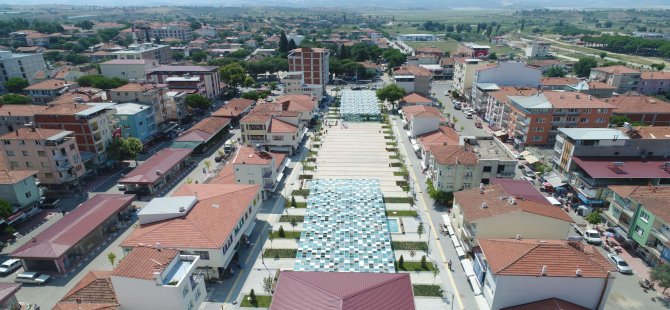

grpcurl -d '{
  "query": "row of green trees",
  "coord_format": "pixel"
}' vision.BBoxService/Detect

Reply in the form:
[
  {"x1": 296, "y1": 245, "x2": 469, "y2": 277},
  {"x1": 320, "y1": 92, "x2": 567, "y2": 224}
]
[{"x1": 581, "y1": 34, "x2": 670, "y2": 58}]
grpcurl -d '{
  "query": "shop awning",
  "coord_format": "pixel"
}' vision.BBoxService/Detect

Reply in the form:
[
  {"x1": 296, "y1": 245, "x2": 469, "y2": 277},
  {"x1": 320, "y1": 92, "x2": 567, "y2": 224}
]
[
  {"x1": 544, "y1": 174, "x2": 566, "y2": 188},
  {"x1": 546, "y1": 196, "x2": 561, "y2": 206},
  {"x1": 455, "y1": 246, "x2": 465, "y2": 258},
  {"x1": 493, "y1": 130, "x2": 507, "y2": 137},
  {"x1": 275, "y1": 172, "x2": 284, "y2": 183},
  {"x1": 461, "y1": 259, "x2": 476, "y2": 277},
  {"x1": 411, "y1": 141, "x2": 420, "y2": 152},
  {"x1": 451, "y1": 235, "x2": 461, "y2": 248},
  {"x1": 525, "y1": 155, "x2": 539, "y2": 164}
]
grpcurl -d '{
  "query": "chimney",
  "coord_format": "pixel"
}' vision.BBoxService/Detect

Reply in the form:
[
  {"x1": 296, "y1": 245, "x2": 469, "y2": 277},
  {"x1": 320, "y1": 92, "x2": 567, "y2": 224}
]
[
  {"x1": 156, "y1": 242, "x2": 161, "y2": 251},
  {"x1": 516, "y1": 234, "x2": 522, "y2": 240},
  {"x1": 153, "y1": 270, "x2": 163, "y2": 285},
  {"x1": 481, "y1": 202, "x2": 488, "y2": 209},
  {"x1": 508, "y1": 196, "x2": 516, "y2": 205},
  {"x1": 541, "y1": 265, "x2": 547, "y2": 276},
  {"x1": 15, "y1": 130, "x2": 18, "y2": 136}
]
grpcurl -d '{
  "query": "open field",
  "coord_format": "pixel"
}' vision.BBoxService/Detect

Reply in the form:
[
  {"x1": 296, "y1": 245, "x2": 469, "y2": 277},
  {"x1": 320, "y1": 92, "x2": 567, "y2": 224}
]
[{"x1": 406, "y1": 40, "x2": 458, "y2": 52}]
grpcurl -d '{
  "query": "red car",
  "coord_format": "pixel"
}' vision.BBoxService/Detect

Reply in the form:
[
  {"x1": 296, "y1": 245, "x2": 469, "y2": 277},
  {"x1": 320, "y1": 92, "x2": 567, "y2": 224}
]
[{"x1": 475, "y1": 121, "x2": 483, "y2": 128}]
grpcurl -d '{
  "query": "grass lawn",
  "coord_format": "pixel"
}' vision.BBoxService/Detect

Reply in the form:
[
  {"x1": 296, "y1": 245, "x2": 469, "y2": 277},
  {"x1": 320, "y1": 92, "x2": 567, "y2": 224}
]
[
  {"x1": 386, "y1": 210, "x2": 418, "y2": 217},
  {"x1": 263, "y1": 248, "x2": 297, "y2": 258},
  {"x1": 279, "y1": 215, "x2": 304, "y2": 222},
  {"x1": 291, "y1": 189, "x2": 310, "y2": 197},
  {"x1": 294, "y1": 201, "x2": 307, "y2": 208},
  {"x1": 240, "y1": 295, "x2": 273, "y2": 307},
  {"x1": 393, "y1": 241, "x2": 429, "y2": 251},
  {"x1": 383, "y1": 197, "x2": 414, "y2": 204},
  {"x1": 413, "y1": 285, "x2": 443, "y2": 297},
  {"x1": 406, "y1": 40, "x2": 459, "y2": 53},
  {"x1": 395, "y1": 261, "x2": 436, "y2": 272},
  {"x1": 270, "y1": 230, "x2": 301, "y2": 239}
]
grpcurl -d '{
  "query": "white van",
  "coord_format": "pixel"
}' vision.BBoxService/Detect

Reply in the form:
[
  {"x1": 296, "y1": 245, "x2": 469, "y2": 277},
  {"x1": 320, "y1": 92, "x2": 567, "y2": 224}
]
[{"x1": 0, "y1": 259, "x2": 21, "y2": 275}]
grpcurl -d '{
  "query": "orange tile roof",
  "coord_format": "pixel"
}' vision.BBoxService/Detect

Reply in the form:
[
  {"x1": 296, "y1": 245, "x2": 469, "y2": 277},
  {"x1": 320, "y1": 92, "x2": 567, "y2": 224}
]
[
  {"x1": 0, "y1": 127, "x2": 69, "y2": 140},
  {"x1": 402, "y1": 105, "x2": 444, "y2": 122},
  {"x1": 212, "y1": 98, "x2": 254, "y2": 118},
  {"x1": 540, "y1": 77, "x2": 580, "y2": 86},
  {"x1": 418, "y1": 126, "x2": 460, "y2": 150},
  {"x1": 622, "y1": 126, "x2": 670, "y2": 139},
  {"x1": 209, "y1": 164, "x2": 236, "y2": 184},
  {"x1": 112, "y1": 246, "x2": 179, "y2": 280},
  {"x1": 607, "y1": 93, "x2": 670, "y2": 113},
  {"x1": 232, "y1": 146, "x2": 275, "y2": 165},
  {"x1": 24, "y1": 79, "x2": 69, "y2": 91},
  {"x1": 430, "y1": 145, "x2": 478, "y2": 166},
  {"x1": 489, "y1": 87, "x2": 538, "y2": 104},
  {"x1": 641, "y1": 71, "x2": 670, "y2": 80},
  {"x1": 393, "y1": 64, "x2": 431, "y2": 77},
  {"x1": 543, "y1": 91, "x2": 615, "y2": 109},
  {"x1": 402, "y1": 93, "x2": 432, "y2": 104},
  {"x1": 0, "y1": 104, "x2": 49, "y2": 116},
  {"x1": 187, "y1": 117, "x2": 231, "y2": 135},
  {"x1": 502, "y1": 298, "x2": 589, "y2": 310},
  {"x1": 594, "y1": 65, "x2": 640, "y2": 75},
  {"x1": 454, "y1": 184, "x2": 573, "y2": 222},
  {"x1": 112, "y1": 83, "x2": 165, "y2": 92},
  {"x1": 55, "y1": 270, "x2": 118, "y2": 309},
  {"x1": 275, "y1": 94, "x2": 316, "y2": 112},
  {"x1": 478, "y1": 239, "x2": 614, "y2": 278},
  {"x1": 35, "y1": 102, "x2": 91, "y2": 115},
  {"x1": 269, "y1": 118, "x2": 299, "y2": 133},
  {"x1": 0, "y1": 169, "x2": 36, "y2": 185},
  {"x1": 122, "y1": 184, "x2": 260, "y2": 249}
]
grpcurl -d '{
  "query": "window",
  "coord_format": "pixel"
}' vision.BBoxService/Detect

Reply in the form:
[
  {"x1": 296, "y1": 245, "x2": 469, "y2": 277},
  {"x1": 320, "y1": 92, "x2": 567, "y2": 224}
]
[
  {"x1": 44, "y1": 173, "x2": 53, "y2": 178},
  {"x1": 635, "y1": 225, "x2": 644, "y2": 237},
  {"x1": 463, "y1": 183, "x2": 471, "y2": 188},
  {"x1": 10, "y1": 161, "x2": 18, "y2": 168},
  {"x1": 41, "y1": 162, "x2": 49, "y2": 167},
  {"x1": 272, "y1": 135, "x2": 284, "y2": 141},
  {"x1": 584, "y1": 109, "x2": 592, "y2": 114},
  {"x1": 25, "y1": 191, "x2": 31, "y2": 198},
  {"x1": 5, "y1": 150, "x2": 14, "y2": 157},
  {"x1": 18, "y1": 140, "x2": 25, "y2": 145},
  {"x1": 534, "y1": 127, "x2": 544, "y2": 132},
  {"x1": 37, "y1": 151, "x2": 45, "y2": 157},
  {"x1": 640, "y1": 211, "x2": 650, "y2": 223},
  {"x1": 25, "y1": 162, "x2": 32, "y2": 168},
  {"x1": 597, "y1": 108, "x2": 608, "y2": 113},
  {"x1": 536, "y1": 118, "x2": 545, "y2": 123},
  {"x1": 580, "y1": 118, "x2": 589, "y2": 123},
  {"x1": 2, "y1": 140, "x2": 9, "y2": 145},
  {"x1": 22, "y1": 150, "x2": 29, "y2": 156},
  {"x1": 194, "y1": 251, "x2": 210, "y2": 260},
  {"x1": 483, "y1": 166, "x2": 491, "y2": 172},
  {"x1": 532, "y1": 136, "x2": 543, "y2": 141},
  {"x1": 595, "y1": 118, "x2": 605, "y2": 123},
  {"x1": 552, "y1": 116, "x2": 560, "y2": 121}
]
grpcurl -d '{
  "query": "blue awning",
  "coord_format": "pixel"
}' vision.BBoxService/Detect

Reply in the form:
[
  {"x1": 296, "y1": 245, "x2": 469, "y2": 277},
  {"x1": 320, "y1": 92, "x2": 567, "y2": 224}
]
[{"x1": 577, "y1": 193, "x2": 605, "y2": 205}]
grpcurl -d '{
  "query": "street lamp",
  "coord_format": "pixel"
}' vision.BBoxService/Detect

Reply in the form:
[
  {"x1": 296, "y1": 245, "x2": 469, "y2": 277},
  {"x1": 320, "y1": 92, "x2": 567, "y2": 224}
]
[{"x1": 443, "y1": 289, "x2": 455, "y2": 310}]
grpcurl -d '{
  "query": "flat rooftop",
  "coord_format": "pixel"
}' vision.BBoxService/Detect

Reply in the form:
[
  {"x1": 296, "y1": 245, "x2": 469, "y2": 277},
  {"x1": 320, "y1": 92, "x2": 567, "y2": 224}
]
[{"x1": 472, "y1": 139, "x2": 515, "y2": 160}]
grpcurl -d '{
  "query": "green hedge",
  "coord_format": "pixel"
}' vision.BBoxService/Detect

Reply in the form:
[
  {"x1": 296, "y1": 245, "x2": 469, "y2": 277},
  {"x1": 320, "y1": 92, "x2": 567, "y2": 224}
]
[
  {"x1": 390, "y1": 162, "x2": 403, "y2": 167},
  {"x1": 303, "y1": 166, "x2": 315, "y2": 171},
  {"x1": 392, "y1": 241, "x2": 428, "y2": 251},
  {"x1": 263, "y1": 249, "x2": 297, "y2": 258},
  {"x1": 294, "y1": 202, "x2": 307, "y2": 208},
  {"x1": 389, "y1": 155, "x2": 400, "y2": 159},
  {"x1": 292, "y1": 189, "x2": 310, "y2": 197},
  {"x1": 386, "y1": 210, "x2": 418, "y2": 217},
  {"x1": 395, "y1": 261, "x2": 436, "y2": 271},
  {"x1": 413, "y1": 285, "x2": 443, "y2": 297},
  {"x1": 383, "y1": 197, "x2": 414, "y2": 203},
  {"x1": 279, "y1": 215, "x2": 304, "y2": 222},
  {"x1": 240, "y1": 295, "x2": 273, "y2": 307},
  {"x1": 299, "y1": 175, "x2": 313, "y2": 180},
  {"x1": 393, "y1": 171, "x2": 406, "y2": 176},
  {"x1": 270, "y1": 230, "x2": 302, "y2": 239},
  {"x1": 386, "y1": 147, "x2": 398, "y2": 152}
]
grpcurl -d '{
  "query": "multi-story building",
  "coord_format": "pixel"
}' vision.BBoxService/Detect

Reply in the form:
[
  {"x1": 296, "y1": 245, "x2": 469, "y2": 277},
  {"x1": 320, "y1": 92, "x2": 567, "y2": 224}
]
[
  {"x1": 287, "y1": 48, "x2": 329, "y2": 98},
  {"x1": 240, "y1": 110, "x2": 305, "y2": 155},
  {"x1": 100, "y1": 59, "x2": 157, "y2": 82},
  {"x1": 0, "y1": 104, "x2": 49, "y2": 134},
  {"x1": 451, "y1": 183, "x2": 573, "y2": 252},
  {"x1": 0, "y1": 51, "x2": 46, "y2": 94},
  {"x1": 211, "y1": 98, "x2": 254, "y2": 126},
  {"x1": 552, "y1": 126, "x2": 670, "y2": 205},
  {"x1": 397, "y1": 34, "x2": 437, "y2": 41},
  {"x1": 565, "y1": 80, "x2": 616, "y2": 99},
  {"x1": 215, "y1": 146, "x2": 289, "y2": 199},
  {"x1": 452, "y1": 58, "x2": 482, "y2": 99},
  {"x1": 471, "y1": 62, "x2": 542, "y2": 112},
  {"x1": 34, "y1": 102, "x2": 117, "y2": 165},
  {"x1": 280, "y1": 71, "x2": 324, "y2": 101},
  {"x1": 0, "y1": 128, "x2": 85, "y2": 191},
  {"x1": 146, "y1": 66, "x2": 222, "y2": 100},
  {"x1": 150, "y1": 25, "x2": 193, "y2": 42},
  {"x1": 525, "y1": 41, "x2": 551, "y2": 58},
  {"x1": 502, "y1": 92, "x2": 614, "y2": 148},
  {"x1": 483, "y1": 87, "x2": 537, "y2": 131},
  {"x1": 439, "y1": 57, "x2": 456, "y2": 79},
  {"x1": 122, "y1": 183, "x2": 262, "y2": 279},
  {"x1": 400, "y1": 105, "x2": 444, "y2": 137},
  {"x1": 608, "y1": 93, "x2": 670, "y2": 126},
  {"x1": 393, "y1": 64, "x2": 432, "y2": 97},
  {"x1": 604, "y1": 185, "x2": 670, "y2": 267},
  {"x1": 164, "y1": 91, "x2": 188, "y2": 123},
  {"x1": 110, "y1": 83, "x2": 169, "y2": 126},
  {"x1": 589, "y1": 65, "x2": 641, "y2": 94},
  {"x1": 475, "y1": 239, "x2": 615, "y2": 310},
  {"x1": 0, "y1": 169, "x2": 39, "y2": 209},
  {"x1": 113, "y1": 103, "x2": 157, "y2": 143},
  {"x1": 456, "y1": 42, "x2": 490, "y2": 58},
  {"x1": 428, "y1": 138, "x2": 516, "y2": 193},
  {"x1": 638, "y1": 71, "x2": 670, "y2": 95},
  {"x1": 24, "y1": 79, "x2": 72, "y2": 104},
  {"x1": 111, "y1": 246, "x2": 206, "y2": 310},
  {"x1": 111, "y1": 43, "x2": 172, "y2": 65}
]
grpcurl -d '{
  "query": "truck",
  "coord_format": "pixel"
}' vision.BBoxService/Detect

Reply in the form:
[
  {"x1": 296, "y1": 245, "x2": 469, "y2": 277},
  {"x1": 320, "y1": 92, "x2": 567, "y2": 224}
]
[{"x1": 573, "y1": 223, "x2": 603, "y2": 245}]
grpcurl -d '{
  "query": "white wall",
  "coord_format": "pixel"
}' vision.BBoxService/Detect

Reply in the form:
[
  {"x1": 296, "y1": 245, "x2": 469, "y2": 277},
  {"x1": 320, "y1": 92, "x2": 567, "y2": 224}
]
[
  {"x1": 475, "y1": 62, "x2": 542, "y2": 87},
  {"x1": 395, "y1": 80, "x2": 415, "y2": 94},
  {"x1": 410, "y1": 116, "x2": 440, "y2": 137},
  {"x1": 100, "y1": 63, "x2": 153, "y2": 82},
  {"x1": 112, "y1": 276, "x2": 187, "y2": 310},
  {"x1": 475, "y1": 211, "x2": 572, "y2": 240},
  {"x1": 489, "y1": 273, "x2": 614, "y2": 310}
]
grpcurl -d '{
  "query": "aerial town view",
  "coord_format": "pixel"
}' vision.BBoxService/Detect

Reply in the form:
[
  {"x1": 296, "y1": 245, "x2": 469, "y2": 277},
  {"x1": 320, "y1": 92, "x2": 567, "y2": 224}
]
[{"x1": 0, "y1": 0, "x2": 669, "y2": 309}]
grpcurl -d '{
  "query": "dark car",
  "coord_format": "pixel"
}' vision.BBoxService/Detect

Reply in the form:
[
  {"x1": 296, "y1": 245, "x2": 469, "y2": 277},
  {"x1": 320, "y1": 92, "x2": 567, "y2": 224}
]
[{"x1": 40, "y1": 198, "x2": 61, "y2": 209}]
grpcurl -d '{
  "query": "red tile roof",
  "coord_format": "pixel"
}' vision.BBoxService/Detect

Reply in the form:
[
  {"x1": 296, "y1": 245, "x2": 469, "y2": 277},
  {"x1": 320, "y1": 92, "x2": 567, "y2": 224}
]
[
  {"x1": 0, "y1": 283, "x2": 21, "y2": 305},
  {"x1": 212, "y1": 98, "x2": 254, "y2": 118},
  {"x1": 641, "y1": 71, "x2": 670, "y2": 80},
  {"x1": 417, "y1": 126, "x2": 460, "y2": 150},
  {"x1": 120, "y1": 148, "x2": 192, "y2": 184},
  {"x1": 594, "y1": 65, "x2": 640, "y2": 75},
  {"x1": 0, "y1": 127, "x2": 69, "y2": 141},
  {"x1": 454, "y1": 184, "x2": 572, "y2": 222},
  {"x1": 622, "y1": 126, "x2": 670, "y2": 140},
  {"x1": 24, "y1": 79, "x2": 69, "y2": 91},
  {"x1": 0, "y1": 169, "x2": 36, "y2": 185},
  {"x1": 478, "y1": 239, "x2": 614, "y2": 278},
  {"x1": 489, "y1": 87, "x2": 538, "y2": 103},
  {"x1": 275, "y1": 94, "x2": 316, "y2": 113},
  {"x1": 112, "y1": 83, "x2": 165, "y2": 92},
  {"x1": 489, "y1": 178, "x2": 550, "y2": 205},
  {"x1": 111, "y1": 246, "x2": 179, "y2": 280},
  {"x1": 572, "y1": 156, "x2": 670, "y2": 179},
  {"x1": 402, "y1": 105, "x2": 444, "y2": 122},
  {"x1": 430, "y1": 145, "x2": 478, "y2": 166},
  {"x1": 175, "y1": 117, "x2": 231, "y2": 143},
  {"x1": 270, "y1": 271, "x2": 415, "y2": 310},
  {"x1": 543, "y1": 92, "x2": 614, "y2": 109},
  {"x1": 232, "y1": 146, "x2": 280, "y2": 165},
  {"x1": 393, "y1": 64, "x2": 431, "y2": 77},
  {"x1": 55, "y1": 271, "x2": 118, "y2": 310},
  {"x1": 121, "y1": 184, "x2": 260, "y2": 249},
  {"x1": 12, "y1": 194, "x2": 135, "y2": 259},
  {"x1": 209, "y1": 164, "x2": 235, "y2": 184},
  {"x1": 269, "y1": 118, "x2": 299, "y2": 133},
  {"x1": 607, "y1": 94, "x2": 670, "y2": 114},
  {"x1": 402, "y1": 93, "x2": 432, "y2": 104},
  {"x1": 0, "y1": 104, "x2": 49, "y2": 117},
  {"x1": 502, "y1": 298, "x2": 589, "y2": 310}
]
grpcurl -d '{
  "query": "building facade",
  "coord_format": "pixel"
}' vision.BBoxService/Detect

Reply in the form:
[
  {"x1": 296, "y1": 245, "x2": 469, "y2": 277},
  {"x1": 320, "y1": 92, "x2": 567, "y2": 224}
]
[
  {"x1": 0, "y1": 51, "x2": 46, "y2": 94},
  {"x1": 287, "y1": 48, "x2": 329, "y2": 98},
  {"x1": 146, "y1": 66, "x2": 222, "y2": 100},
  {"x1": 110, "y1": 83, "x2": 169, "y2": 126},
  {"x1": 111, "y1": 43, "x2": 172, "y2": 65},
  {"x1": 100, "y1": 59, "x2": 157, "y2": 82},
  {"x1": 113, "y1": 103, "x2": 158, "y2": 142},
  {"x1": 589, "y1": 66, "x2": 641, "y2": 94},
  {"x1": 525, "y1": 41, "x2": 551, "y2": 58}
]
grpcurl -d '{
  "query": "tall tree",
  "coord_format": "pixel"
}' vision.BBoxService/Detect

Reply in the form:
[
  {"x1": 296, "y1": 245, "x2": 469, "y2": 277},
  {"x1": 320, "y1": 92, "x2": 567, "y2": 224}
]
[
  {"x1": 185, "y1": 94, "x2": 212, "y2": 110},
  {"x1": 0, "y1": 200, "x2": 13, "y2": 219},
  {"x1": 4, "y1": 78, "x2": 28, "y2": 93},
  {"x1": 219, "y1": 63, "x2": 251, "y2": 90},
  {"x1": 287, "y1": 38, "x2": 297, "y2": 51},
  {"x1": 376, "y1": 84, "x2": 406, "y2": 111},
  {"x1": 279, "y1": 30, "x2": 289, "y2": 53},
  {"x1": 545, "y1": 66, "x2": 566, "y2": 77},
  {"x1": 574, "y1": 57, "x2": 598, "y2": 78},
  {"x1": 651, "y1": 263, "x2": 670, "y2": 293}
]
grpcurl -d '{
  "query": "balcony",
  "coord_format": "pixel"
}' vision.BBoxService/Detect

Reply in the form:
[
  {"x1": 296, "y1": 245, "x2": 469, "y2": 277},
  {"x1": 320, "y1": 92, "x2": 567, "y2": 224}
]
[
  {"x1": 262, "y1": 169, "x2": 272, "y2": 178},
  {"x1": 56, "y1": 161, "x2": 72, "y2": 172},
  {"x1": 607, "y1": 197, "x2": 635, "y2": 217},
  {"x1": 651, "y1": 227, "x2": 670, "y2": 244}
]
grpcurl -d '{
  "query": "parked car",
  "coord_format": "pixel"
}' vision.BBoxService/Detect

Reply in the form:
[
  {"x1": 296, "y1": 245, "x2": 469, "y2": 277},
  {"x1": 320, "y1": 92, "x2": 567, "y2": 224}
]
[
  {"x1": 15, "y1": 272, "x2": 50, "y2": 285},
  {"x1": 608, "y1": 254, "x2": 633, "y2": 274},
  {"x1": 475, "y1": 121, "x2": 482, "y2": 128},
  {"x1": 454, "y1": 104, "x2": 462, "y2": 110},
  {"x1": 464, "y1": 112, "x2": 474, "y2": 119},
  {"x1": 40, "y1": 198, "x2": 60, "y2": 209},
  {"x1": 522, "y1": 169, "x2": 536, "y2": 179},
  {"x1": 0, "y1": 259, "x2": 22, "y2": 275}
]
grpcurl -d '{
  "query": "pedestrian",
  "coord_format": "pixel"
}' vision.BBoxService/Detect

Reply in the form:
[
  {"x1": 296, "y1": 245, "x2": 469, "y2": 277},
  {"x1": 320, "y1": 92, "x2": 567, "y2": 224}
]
[{"x1": 448, "y1": 260, "x2": 452, "y2": 271}]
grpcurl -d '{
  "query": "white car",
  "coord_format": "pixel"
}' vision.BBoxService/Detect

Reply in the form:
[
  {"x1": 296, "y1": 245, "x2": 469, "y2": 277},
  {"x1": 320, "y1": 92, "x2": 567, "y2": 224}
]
[
  {"x1": 0, "y1": 259, "x2": 21, "y2": 275},
  {"x1": 464, "y1": 112, "x2": 474, "y2": 119},
  {"x1": 608, "y1": 254, "x2": 633, "y2": 274},
  {"x1": 15, "y1": 272, "x2": 50, "y2": 285}
]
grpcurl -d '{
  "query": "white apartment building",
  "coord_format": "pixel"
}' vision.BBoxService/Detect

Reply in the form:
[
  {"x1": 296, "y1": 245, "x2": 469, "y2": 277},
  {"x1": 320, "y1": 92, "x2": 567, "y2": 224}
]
[
  {"x1": 100, "y1": 59, "x2": 158, "y2": 82},
  {"x1": 280, "y1": 71, "x2": 323, "y2": 101},
  {"x1": 122, "y1": 183, "x2": 262, "y2": 279},
  {"x1": 111, "y1": 43, "x2": 172, "y2": 65},
  {"x1": 110, "y1": 83, "x2": 169, "y2": 125},
  {"x1": 471, "y1": 61, "x2": 542, "y2": 112},
  {"x1": 150, "y1": 25, "x2": 193, "y2": 42},
  {"x1": 224, "y1": 146, "x2": 289, "y2": 199},
  {"x1": 111, "y1": 246, "x2": 206, "y2": 310},
  {"x1": 165, "y1": 91, "x2": 188, "y2": 123},
  {"x1": 0, "y1": 51, "x2": 46, "y2": 94},
  {"x1": 0, "y1": 128, "x2": 85, "y2": 191},
  {"x1": 240, "y1": 111, "x2": 305, "y2": 155},
  {"x1": 452, "y1": 58, "x2": 482, "y2": 99},
  {"x1": 525, "y1": 41, "x2": 551, "y2": 58}
]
